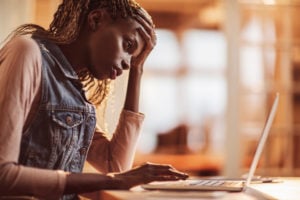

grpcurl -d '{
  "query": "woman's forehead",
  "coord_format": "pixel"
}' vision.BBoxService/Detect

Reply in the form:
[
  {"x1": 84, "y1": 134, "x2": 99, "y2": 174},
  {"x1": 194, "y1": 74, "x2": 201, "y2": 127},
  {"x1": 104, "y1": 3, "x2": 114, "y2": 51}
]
[
  {"x1": 113, "y1": 17, "x2": 143, "y2": 36},
  {"x1": 117, "y1": 16, "x2": 141, "y2": 29}
]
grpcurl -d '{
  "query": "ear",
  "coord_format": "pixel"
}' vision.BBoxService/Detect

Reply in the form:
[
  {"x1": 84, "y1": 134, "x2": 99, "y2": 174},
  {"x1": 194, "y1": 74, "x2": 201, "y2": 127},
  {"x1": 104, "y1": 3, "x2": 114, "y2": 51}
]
[{"x1": 87, "y1": 9, "x2": 108, "y2": 31}]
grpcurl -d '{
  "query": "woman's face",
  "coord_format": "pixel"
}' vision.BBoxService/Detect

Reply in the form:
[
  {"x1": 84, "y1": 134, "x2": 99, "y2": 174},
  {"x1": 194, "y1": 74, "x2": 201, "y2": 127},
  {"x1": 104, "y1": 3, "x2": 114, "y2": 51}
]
[{"x1": 86, "y1": 12, "x2": 145, "y2": 80}]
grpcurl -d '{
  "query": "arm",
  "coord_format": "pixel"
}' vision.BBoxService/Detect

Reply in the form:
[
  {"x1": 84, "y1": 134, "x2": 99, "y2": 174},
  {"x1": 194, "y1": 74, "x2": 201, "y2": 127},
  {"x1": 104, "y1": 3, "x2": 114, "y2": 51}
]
[
  {"x1": 0, "y1": 36, "x2": 66, "y2": 198},
  {"x1": 87, "y1": 110, "x2": 144, "y2": 173},
  {"x1": 124, "y1": 14, "x2": 157, "y2": 113},
  {"x1": 65, "y1": 163, "x2": 188, "y2": 194},
  {"x1": 87, "y1": 16, "x2": 156, "y2": 173}
]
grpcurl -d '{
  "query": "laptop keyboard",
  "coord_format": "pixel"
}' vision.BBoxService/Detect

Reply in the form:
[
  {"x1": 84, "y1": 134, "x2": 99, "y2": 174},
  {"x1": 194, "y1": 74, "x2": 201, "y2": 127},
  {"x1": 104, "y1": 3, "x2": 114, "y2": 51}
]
[{"x1": 189, "y1": 180, "x2": 243, "y2": 187}]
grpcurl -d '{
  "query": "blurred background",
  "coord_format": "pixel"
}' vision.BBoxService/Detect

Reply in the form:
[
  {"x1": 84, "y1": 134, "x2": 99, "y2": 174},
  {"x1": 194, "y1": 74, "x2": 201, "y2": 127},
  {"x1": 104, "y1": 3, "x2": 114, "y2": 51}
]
[{"x1": 1, "y1": 0, "x2": 300, "y2": 178}]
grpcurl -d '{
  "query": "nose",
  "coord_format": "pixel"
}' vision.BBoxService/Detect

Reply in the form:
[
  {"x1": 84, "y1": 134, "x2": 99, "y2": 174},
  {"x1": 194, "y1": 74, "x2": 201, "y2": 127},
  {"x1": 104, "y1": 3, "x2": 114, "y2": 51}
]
[{"x1": 121, "y1": 59, "x2": 130, "y2": 70}]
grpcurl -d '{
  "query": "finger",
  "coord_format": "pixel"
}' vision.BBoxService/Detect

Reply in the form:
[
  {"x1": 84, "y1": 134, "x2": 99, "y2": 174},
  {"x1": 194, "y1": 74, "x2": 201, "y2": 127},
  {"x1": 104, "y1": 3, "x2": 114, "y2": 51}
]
[
  {"x1": 136, "y1": 27, "x2": 152, "y2": 48},
  {"x1": 134, "y1": 14, "x2": 156, "y2": 41},
  {"x1": 143, "y1": 163, "x2": 186, "y2": 176},
  {"x1": 163, "y1": 168, "x2": 189, "y2": 179},
  {"x1": 169, "y1": 168, "x2": 189, "y2": 179},
  {"x1": 143, "y1": 162, "x2": 174, "y2": 170},
  {"x1": 145, "y1": 171, "x2": 188, "y2": 183},
  {"x1": 147, "y1": 175, "x2": 182, "y2": 182},
  {"x1": 135, "y1": 19, "x2": 156, "y2": 46},
  {"x1": 134, "y1": 8, "x2": 154, "y2": 28},
  {"x1": 135, "y1": 27, "x2": 156, "y2": 58},
  {"x1": 144, "y1": 164, "x2": 189, "y2": 179},
  {"x1": 134, "y1": 14, "x2": 153, "y2": 34}
]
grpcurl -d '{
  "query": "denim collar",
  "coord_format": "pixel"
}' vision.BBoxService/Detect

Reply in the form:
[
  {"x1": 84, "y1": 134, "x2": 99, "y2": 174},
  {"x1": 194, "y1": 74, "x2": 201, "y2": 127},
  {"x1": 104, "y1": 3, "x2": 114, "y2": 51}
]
[{"x1": 35, "y1": 37, "x2": 79, "y2": 80}]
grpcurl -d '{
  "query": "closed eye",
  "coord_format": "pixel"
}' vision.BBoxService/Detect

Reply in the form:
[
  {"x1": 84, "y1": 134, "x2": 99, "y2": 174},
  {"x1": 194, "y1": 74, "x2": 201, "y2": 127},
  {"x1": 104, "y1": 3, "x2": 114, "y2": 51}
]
[
  {"x1": 126, "y1": 40, "x2": 133, "y2": 50},
  {"x1": 123, "y1": 37, "x2": 137, "y2": 54}
]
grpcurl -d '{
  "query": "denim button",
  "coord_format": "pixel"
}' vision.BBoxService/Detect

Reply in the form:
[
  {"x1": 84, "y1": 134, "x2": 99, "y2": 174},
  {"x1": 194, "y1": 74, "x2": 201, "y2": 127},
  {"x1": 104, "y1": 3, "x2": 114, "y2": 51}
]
[
  {"x1": 79, "y1": 147, "x2": 87, "y2": 155},
  {"x1": 66, "y1": 116, "x2": 73, "y2": 125}
]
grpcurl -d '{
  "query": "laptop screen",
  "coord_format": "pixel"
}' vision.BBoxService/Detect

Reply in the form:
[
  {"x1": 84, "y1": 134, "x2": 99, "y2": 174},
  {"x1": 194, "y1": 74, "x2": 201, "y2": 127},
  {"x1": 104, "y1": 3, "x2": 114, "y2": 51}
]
[{"x1": 244, "y1": 93, "x2": 279, "y2": 188}]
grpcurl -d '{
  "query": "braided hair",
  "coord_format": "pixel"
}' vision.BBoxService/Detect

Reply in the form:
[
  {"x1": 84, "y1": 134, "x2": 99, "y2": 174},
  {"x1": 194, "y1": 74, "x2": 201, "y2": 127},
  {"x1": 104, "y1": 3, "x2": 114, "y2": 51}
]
[{"x1": 10, "y1": 0, "x2": 153, "y2": 106}]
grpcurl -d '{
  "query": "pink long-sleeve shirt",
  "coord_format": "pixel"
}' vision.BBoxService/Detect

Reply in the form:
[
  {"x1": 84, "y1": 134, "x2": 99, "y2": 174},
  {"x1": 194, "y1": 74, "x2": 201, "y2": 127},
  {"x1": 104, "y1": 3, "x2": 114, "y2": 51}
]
[{"x1": 0, "y1": 36, "x2": 144, "y2": 199}]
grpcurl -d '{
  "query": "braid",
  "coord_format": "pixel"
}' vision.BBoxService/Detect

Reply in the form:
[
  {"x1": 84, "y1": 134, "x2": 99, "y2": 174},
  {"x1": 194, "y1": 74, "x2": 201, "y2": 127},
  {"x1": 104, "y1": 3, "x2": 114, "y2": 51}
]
[
  {"x1": 8, "y1": 0, "x2": 153, "y2": 107},
  {"x1": 48, "y1": 0, "x2": 88, "y2": 44},
  {"x1": 9, "y1": 0, "x2": 149, "y2": 44},
  {"x1": 77, "y1": 69, "x2": 112, "y2": 106}
]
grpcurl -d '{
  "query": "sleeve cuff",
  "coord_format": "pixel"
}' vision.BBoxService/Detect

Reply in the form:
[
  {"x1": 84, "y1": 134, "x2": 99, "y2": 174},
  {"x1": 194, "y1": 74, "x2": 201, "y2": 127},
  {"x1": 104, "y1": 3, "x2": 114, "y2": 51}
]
[
  {"x1": 121, "y1": 109, "x2": 145, "y2": 122},
  {"x1": 54, "y1": 170, "x2": 67, "y2": 199}
]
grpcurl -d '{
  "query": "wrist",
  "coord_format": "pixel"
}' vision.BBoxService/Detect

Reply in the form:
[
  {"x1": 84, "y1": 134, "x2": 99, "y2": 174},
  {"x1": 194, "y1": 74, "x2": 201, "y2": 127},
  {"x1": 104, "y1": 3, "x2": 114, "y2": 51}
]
[
  {"x1": 129, "y1": 67, "x2": 143, "y2": 76},
  {"x1": 106, "y1": 173, "x2": 123, "y2": 189}
]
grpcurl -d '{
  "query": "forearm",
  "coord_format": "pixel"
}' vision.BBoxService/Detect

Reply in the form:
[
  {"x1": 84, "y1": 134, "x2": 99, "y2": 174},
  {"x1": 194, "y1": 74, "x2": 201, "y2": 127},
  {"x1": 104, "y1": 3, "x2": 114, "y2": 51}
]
[
  {"x1": 0, "y1": 163, "x2": 66, "y2": 198},
  {"x1": 124, "y1": 68, "x2": 143, "y2": 112},
  {"x1": 64, "y1": 173, "x2": 121, "y2": 194},
  {"x1": 87, "y1": 110, "x2": 144, "y2": 173}
]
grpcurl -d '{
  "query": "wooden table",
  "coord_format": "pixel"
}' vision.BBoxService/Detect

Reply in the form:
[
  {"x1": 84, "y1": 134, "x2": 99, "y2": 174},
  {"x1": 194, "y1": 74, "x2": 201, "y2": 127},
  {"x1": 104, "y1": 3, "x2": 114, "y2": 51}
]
[{"x1": 81, "y1": 177, "x2": 300, "y2": 200}]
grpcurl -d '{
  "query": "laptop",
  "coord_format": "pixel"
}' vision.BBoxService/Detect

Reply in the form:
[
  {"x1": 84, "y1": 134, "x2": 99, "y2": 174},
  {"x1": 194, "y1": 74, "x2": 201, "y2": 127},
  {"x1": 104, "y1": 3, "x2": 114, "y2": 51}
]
[{"x1": 142, "y1": 93, "x2": 280, "y2": 192}]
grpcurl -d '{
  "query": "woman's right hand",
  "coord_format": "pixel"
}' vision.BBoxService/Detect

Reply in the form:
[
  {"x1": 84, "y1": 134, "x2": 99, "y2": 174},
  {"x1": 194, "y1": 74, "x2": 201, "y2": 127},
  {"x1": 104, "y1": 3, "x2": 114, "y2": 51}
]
[{"x1": 109, "y1": 162, "x2": 189, "y2": 190}]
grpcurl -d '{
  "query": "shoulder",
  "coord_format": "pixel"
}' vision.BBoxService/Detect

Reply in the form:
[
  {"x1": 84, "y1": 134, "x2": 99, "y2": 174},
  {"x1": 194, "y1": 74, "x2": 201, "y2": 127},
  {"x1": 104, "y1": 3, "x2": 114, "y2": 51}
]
[
  {"x1": 2, "y1": 36, "x2": 42, "y2": 69},
  {"x1": 0, "y1": 36, "x2": 42, "y2": 82},
  {"x1": 5, "y1": 36, "x2": 41, "y2": 57},
  {"x1": 8, "y1": 35, "x2": 38, "y2": 48},
  {"x1": 1, "y1": 36, "x2": 41, "y2": 64}
]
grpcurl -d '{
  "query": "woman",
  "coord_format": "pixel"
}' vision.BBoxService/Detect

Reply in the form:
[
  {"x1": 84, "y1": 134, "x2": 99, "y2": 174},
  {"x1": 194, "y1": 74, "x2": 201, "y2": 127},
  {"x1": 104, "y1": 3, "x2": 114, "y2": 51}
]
[{"x1": 0, "y1": 0, "x2": 188, "y2": 199}]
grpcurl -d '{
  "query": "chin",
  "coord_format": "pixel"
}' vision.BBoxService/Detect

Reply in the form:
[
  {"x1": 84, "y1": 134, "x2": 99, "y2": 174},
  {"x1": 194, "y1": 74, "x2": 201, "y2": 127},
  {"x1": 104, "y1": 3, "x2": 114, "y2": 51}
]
[
  {"x1": 86, "y1": 66, "x2": 104, "y2": 80},
  {"x1": 98, "y1": 72, "x2": 112, "y2": 80},
  {"x1": 94, "y1": 75, "x2": 107, "y2": 80}
]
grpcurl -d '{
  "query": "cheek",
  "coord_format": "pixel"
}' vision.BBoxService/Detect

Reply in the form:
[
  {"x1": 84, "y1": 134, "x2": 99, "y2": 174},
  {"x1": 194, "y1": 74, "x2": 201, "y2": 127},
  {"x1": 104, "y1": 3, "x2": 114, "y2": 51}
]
[
  {"x1": 91, "y1": 40, "x2": 121, "y2": 68},
  {"x1": 87, "y1": 35, "x2": 123, "y2": 79}
]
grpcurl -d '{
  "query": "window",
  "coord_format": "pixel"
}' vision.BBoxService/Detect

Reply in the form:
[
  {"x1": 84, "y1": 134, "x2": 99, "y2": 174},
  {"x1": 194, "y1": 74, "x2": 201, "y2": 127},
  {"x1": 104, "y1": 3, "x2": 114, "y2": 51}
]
[{"x1": 138, "y1": 29, "x2": 227, "y2": 154}]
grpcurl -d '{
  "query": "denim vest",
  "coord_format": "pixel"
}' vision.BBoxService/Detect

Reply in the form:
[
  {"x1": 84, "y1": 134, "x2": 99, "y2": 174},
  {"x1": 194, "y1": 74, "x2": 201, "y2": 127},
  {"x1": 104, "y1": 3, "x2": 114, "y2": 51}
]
[{"x1": 19, "y1": 37, "x2": 96, "y2": 199}]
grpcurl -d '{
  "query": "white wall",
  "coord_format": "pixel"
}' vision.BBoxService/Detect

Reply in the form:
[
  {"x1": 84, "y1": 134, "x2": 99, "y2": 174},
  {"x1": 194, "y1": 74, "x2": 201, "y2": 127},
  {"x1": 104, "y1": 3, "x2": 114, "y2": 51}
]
[{"x1": 0, "y1": 0, "x2": 35, "y2": 44}]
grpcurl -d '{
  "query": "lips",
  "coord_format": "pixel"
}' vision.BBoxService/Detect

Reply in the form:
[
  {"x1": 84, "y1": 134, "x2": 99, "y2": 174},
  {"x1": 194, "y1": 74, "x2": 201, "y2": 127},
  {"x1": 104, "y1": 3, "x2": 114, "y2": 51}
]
[
  {"x1": 115, "y1": 67, "x2": 123, "y2": 76},
  {"x1": 110, "y1": 67, "x2": 123, "y2": 79}
]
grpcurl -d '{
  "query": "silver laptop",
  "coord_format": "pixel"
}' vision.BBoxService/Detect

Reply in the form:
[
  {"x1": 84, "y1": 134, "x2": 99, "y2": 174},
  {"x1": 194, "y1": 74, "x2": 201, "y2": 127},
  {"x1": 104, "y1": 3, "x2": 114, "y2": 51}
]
[{"x1": 142, "y1": 93, "x2": 279, "y2": 192}]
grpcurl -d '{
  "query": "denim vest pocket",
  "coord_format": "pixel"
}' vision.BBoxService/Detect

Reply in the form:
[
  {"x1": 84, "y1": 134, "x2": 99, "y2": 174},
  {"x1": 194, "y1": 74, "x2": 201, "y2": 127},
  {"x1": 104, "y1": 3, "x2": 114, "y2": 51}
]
[
  {"x1": 48, "y1": 110, "x2": 86, "y2": 170},
  {"x1": 20, "y1": 110, "x2": 86, "y2": 169},
  {"x1": 51, "y1": 110, "x2": 83, "y2": 128}
]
